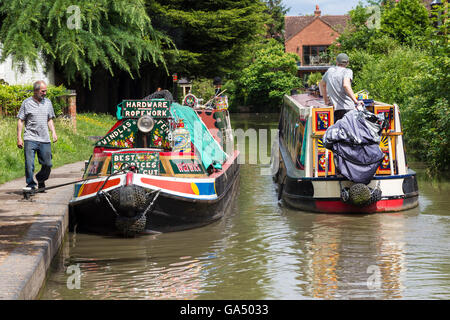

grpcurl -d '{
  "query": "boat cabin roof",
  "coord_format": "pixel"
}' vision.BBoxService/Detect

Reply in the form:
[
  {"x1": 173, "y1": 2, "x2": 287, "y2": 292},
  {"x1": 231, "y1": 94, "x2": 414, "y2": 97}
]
[{"x1": 286, "y1": 93, "x2": 393, "y2": 111}]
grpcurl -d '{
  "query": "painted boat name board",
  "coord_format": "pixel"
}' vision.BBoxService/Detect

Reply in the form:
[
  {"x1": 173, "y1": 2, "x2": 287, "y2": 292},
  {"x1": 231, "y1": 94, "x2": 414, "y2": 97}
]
[
  {"x1": 95, "y1": 119, "x2": 171, "y2": 149},
  {"x1": 170, "y1": 158, "x2": 205, "y2": 174},
  {"x1": 122, "y1": 100, "x2": 170, "y2": 118},
  {"x1": 111, "y1": 152, "x2": 160, "y2": 175}
]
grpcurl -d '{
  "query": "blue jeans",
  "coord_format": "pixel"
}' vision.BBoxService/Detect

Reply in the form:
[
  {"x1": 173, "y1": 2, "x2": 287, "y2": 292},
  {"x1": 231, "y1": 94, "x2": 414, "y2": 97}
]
[{"x1": 24, "y1": 140, "x2": 52, "y2": 188}]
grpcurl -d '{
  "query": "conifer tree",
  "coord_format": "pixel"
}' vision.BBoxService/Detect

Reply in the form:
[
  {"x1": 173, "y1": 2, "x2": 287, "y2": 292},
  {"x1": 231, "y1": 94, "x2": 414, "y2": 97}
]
[
  {"x1": 147, "y1": 0, "x2": 267, "y2": 78},
  {"x1": 264, "y1": 0, "x2": 289, "y2": 42}
]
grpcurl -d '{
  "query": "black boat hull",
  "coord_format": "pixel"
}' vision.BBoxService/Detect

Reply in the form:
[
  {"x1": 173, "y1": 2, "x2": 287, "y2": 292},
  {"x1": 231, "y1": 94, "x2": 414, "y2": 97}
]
[{"x1": 69, "y1": 162, "x2": 240, "y2": 235}]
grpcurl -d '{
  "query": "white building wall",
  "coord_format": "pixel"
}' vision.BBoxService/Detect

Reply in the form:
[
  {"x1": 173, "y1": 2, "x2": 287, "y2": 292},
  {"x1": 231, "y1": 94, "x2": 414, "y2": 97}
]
[{"x1": 0, "y1": 47, "x2": 55, "y2": 85}]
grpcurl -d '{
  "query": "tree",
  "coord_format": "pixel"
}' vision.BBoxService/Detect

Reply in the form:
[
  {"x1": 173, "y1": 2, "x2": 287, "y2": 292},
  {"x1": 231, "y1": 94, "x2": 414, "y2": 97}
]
[
  {"x1": 332, "y1": 0, "x2": 431, "y2": 54},
  {"x1": 147, "y1": 0, "x2": 267, "y2": 78},
  {"x1": 340, "y1": 1, "x2": 449, "y2": 173},
  {"x1": 380, "y1": 0, "x2": 431, "y2": 46},
  {"x1": 0, "y1": 0, "x2": 171, "y2": 85},
  {"x1": 234, "y1": 39, "x2": 301, "y2": 111},
  {"x1": 264, "y1": 0, "x2": 288, "y2": 42},
  {"x1": 330, "y1": 3, "x2": 380, "y2": 54}
]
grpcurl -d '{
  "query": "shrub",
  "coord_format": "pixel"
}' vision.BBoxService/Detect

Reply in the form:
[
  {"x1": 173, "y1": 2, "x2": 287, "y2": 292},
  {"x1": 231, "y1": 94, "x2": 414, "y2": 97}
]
[
  {"x1": 354, "y1": 47, "x2": 427, "y2": 106},
  {"x1": 354, "y1": 46, "x2": 449, "y2": 173},
  {"x1": 306, "y1": 73, "x2": 323, "y2": 87},
  {"x1": 191, "y1": 78, "x2": 216, "y2": 103},
  {"x1": 0, "y1": 84, "x2": 68, "y2": 116},
  {"x1": 331, "y1": 0, "x2": 448, "y2": 174},
  {"x1": 234, "y1": 39, "x2": 301, "y2": 112}
]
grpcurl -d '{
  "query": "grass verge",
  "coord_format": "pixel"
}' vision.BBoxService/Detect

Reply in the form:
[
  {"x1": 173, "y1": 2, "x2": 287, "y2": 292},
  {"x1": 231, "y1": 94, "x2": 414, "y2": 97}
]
[{"x1": 0, "y1": 113, "x2": 116, "y2": 185}]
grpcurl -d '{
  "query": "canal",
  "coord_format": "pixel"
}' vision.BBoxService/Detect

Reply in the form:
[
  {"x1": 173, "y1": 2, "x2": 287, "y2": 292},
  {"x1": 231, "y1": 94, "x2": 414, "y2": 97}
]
[{"x1": 39, "y1": 113, "x2": 450, "y2": 300}]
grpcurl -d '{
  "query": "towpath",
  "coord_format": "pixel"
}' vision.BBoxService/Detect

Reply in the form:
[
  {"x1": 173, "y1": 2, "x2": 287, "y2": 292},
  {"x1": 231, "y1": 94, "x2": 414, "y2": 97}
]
[{"x1": 0, "y1": 161, "x2": 84, "y2": 299}]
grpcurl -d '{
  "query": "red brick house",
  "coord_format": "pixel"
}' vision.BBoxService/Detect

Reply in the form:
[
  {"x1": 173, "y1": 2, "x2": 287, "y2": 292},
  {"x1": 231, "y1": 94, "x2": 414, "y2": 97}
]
[{"x1": 285, "y1": 5, "x2": 349, "y2": 72}]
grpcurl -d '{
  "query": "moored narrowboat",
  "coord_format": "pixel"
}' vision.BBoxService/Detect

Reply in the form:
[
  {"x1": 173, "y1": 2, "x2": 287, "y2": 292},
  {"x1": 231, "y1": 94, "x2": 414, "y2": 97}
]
[
  {"x1": 273, "y1": 93, "x2": 418, "y2": 213},
  {"x1": 69, "y1": 91, "x2": 239, "y2": 236}
]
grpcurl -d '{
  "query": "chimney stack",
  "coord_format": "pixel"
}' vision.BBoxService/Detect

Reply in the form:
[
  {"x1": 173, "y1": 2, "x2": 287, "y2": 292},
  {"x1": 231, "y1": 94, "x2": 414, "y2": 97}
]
[{"x1": 314, "y1": 5, "x2": 321, "y2": 17}]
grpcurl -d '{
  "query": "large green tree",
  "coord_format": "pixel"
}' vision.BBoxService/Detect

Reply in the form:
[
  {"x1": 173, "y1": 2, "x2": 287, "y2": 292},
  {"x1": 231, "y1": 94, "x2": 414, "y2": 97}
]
[
  {"x1": 234, "y1": 39, "x2": 301, "y2": 111},
  {"x1": 381, "y1": 0, "x2": 431, "y2": 46},
  {"x1": 147, "y1": 0, "x2": 267, "y2": 78},
  {"x1": 331, "y1": 0, "x2": 449, "y2": 173},
  {"x1": 264, "y1": 0, "x2": 288, "y2": 42},
  {"x1": 0, "y1": 0, "x2": 171, "y2": 85}
]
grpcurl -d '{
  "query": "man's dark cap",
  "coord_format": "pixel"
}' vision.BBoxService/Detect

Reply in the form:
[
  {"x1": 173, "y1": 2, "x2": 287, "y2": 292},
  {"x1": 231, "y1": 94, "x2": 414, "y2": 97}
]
[{"x1": 336, "y1": 53, "x2": 349, "y2": 64}]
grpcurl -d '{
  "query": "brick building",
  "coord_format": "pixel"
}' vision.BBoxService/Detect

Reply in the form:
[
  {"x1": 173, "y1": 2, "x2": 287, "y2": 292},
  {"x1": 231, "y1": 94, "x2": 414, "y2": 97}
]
[{"x1": 284, "y1": 5, "x2": 349, "y2": 77}]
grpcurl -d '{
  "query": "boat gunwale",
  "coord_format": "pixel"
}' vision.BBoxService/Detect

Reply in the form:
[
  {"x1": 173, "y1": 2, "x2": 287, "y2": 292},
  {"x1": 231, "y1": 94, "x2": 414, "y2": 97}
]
[
  {"x1": 69, "y1": 162, "x2": 240, "y2": 206},
  {"x1": 282, "y1": 190, "x2": 419, "y2": 201}
]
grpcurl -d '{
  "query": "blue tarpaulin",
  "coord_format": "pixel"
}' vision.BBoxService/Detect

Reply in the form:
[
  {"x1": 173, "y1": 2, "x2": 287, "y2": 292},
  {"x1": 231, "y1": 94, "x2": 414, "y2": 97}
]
[{"x1": 170, "y1": 103, "x2": 227, "y2": 169}]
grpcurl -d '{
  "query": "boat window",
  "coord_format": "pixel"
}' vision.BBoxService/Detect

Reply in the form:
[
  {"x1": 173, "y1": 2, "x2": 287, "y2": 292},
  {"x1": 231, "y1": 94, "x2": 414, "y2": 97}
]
[
  {"x1": 295, "y1": 120, "x2": 306, "y2": 169},
  {"x1": 84, "y1": 154, "x2": 108, "y2": 178},
  {"x1": 281, "y1": 100, "x2": 306, "y2": 168}
]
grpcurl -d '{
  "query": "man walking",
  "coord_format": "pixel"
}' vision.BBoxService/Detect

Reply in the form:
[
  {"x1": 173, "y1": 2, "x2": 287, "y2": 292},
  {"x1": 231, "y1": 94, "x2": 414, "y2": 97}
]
[
  {"x1": 17, "y1": 80, "x2": 57, "y2": 191},
  {"x1": 319, "y1": 53, "x2": 364, "y2": 122}
]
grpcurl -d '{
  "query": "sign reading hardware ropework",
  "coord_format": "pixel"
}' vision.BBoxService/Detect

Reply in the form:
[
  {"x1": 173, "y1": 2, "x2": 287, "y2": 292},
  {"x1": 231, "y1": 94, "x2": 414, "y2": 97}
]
[
  {"x1": 121, "y1": 100, "x2": 171, "y2": 118},
  {"x1": 111, "y1": 152, "x2": 160, "y2": 175}
]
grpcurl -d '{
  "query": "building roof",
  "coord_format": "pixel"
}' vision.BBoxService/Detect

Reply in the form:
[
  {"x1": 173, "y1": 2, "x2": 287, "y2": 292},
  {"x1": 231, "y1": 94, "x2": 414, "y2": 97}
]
[
  {"x1": 285, "y1": 0, "x2": 435, "y2": 42},
  {"x1": 284, "y1": 15, "x2": 350, "y2": 42},
  {"x1": 177, "y1": 78, "x2": 192, "y2": 85},
  {"x1": 320, "y1": 16, "x2": 350, "y2": 33}
]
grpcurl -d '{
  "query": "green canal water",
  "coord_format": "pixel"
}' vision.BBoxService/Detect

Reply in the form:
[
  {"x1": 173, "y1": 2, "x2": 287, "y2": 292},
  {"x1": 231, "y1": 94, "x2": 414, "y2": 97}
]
[{"x1": 39, "y1": 114, "x2": 450, "y2": 300}]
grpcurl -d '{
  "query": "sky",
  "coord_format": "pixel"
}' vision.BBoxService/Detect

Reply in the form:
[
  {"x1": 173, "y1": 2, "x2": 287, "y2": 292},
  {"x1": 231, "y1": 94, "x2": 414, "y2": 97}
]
[{"x1": 283, "y1": 0, "x2": 368, "y2": 16}]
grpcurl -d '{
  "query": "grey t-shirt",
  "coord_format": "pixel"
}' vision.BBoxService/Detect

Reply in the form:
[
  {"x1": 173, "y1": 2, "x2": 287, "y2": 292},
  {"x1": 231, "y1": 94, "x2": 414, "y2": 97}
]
[
  {"x1": 17, "y1": 97, "x2": 55, "y2": 143},
  {"x1": 322, "y1": 66, "x2": 355, "y2": 111}
]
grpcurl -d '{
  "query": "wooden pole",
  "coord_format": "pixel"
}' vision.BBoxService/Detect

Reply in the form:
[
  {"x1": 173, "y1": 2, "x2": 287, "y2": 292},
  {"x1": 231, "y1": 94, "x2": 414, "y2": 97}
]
[{"x1": 67, "y1": 91, "x2": 77, "y2": 132}]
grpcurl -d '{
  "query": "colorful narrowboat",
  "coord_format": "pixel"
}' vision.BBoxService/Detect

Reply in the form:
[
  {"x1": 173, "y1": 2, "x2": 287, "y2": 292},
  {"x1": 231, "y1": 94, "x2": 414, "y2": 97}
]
[
  {"x1": 69, "y1": 91, "x2": 239, "y2": 236},
  {"x1": 272, "y1": 93, "x2": 419, "y2": 213}
]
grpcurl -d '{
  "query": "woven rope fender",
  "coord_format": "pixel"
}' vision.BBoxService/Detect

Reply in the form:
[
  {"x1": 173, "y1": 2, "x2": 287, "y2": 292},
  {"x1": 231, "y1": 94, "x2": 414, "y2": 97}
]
[
  {"x1": 115, "y1": 212, "x2": 147, "y2": 237},
  {"x1": 340, "y1": 181, "x2": 382, "y2": 207},
  {"x1": 110, "y1": 186, "x2": 156, "y2": 237}
]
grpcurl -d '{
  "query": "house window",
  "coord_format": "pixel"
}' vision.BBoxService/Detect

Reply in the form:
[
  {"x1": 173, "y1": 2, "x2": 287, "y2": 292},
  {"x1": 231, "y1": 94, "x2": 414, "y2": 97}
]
[{"x1": 303, "y1": 45, "x2": 329, "y2": 65}]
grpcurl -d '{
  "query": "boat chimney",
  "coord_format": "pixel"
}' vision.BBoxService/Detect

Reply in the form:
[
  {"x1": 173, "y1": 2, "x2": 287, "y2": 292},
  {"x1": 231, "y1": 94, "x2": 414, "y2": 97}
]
[{"x1": 314, "y1": 5, "x2": 321, "y2": 17}]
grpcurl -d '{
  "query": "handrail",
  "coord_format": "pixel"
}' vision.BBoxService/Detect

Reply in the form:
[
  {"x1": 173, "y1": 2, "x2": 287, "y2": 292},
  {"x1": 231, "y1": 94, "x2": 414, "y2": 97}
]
[{"x1": 311, "y1": 131, "x2": 403, "y2": 139}]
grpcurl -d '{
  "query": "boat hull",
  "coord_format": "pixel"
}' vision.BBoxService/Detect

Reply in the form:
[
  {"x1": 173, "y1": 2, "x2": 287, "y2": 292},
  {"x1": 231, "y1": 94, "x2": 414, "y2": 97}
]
[
  {"x1": 277, "y1": 170, "x2": 419, "y2": 214},
  {"x1": 69, "y1": 156, "x2": 240, "y2": 235},
  {"x1": 274, "y1": 93, "x2": 419, "y2": 214}
]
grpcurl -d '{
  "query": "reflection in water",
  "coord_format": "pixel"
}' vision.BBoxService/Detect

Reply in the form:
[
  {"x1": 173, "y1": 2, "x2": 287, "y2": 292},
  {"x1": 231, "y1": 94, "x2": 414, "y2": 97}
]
[
  {"x1": 43, "y1": 224, "x2": 227, "y2": 300},
  {"x1": 307, "y1": 216, "x2": 341, "y2": 299},
  {"x1": 303, "y1": 212, "x2": 415, "y2": 299},
  {"x1": 40, "y1": 114, "x2": 450, "y2": 300},
  {"x1": 377, "y1": 214, "x2": 407, "y2": 299}
]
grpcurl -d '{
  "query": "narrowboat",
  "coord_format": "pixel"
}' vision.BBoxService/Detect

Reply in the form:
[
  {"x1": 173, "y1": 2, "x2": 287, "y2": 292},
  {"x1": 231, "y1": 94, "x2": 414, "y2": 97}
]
[
  {"x1": 69, "y1": 91, "x2": 239, "y2": 236},
  {"x1": 272, "y1": 93, "x2": 419, "y2": 213}
]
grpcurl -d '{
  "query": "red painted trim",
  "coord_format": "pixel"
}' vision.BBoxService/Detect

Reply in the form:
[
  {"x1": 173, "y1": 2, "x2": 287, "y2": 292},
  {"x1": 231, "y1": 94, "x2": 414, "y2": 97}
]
[
  {"x1": 314, "y1": 198, "x2": 404, "y2": 213},
  {"x1": 141, "y1": 177, "x2": 195, "y2": 194},
  {"x1": 126, "y1": 171, "x2": 134, "y2": 186},
  {"x1": 106, "y1": 120, "x2": 124, "y2": 134},
  {"x1": 105, "y1": 149, "x2": 159, "y2": 154},
  {"x1": 79, "y1": 178, "x2": 121, "y2": 197},
  {"x1": 98, "y1": 150, "x2": 196, "y2": 156},
  {"x1": 160, "y1": 151, "x2": 196, "y2": 156}
]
